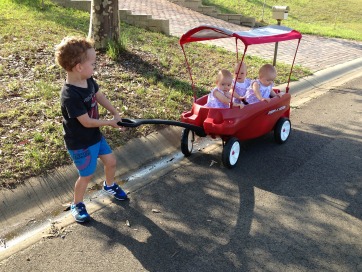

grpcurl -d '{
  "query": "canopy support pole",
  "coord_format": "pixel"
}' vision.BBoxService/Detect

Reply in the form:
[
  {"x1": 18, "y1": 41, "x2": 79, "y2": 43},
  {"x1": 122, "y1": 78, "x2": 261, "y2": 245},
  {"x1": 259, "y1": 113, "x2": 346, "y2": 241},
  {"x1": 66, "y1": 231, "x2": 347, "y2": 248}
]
[
  {"x1": 230, "y1": 44, "x2": 248, "y2": 108},
  {"x1": 286, "y1": 38, "x2": 301, "y2": 93},
  {"x1": 180, "y1": 44, "x2": 197, "y2": 102}
]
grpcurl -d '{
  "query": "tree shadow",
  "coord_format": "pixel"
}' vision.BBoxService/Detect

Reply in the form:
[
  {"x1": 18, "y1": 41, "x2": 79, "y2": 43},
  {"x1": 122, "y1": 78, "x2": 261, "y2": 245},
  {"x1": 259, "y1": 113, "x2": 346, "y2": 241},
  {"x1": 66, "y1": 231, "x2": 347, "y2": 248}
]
[
  {"x1": 184, "y1": 123, "x2": 361, "y2": 270},
  {"x1": 86, "y1": 169, "x2": 256, "y2": 271},
  {"x1": 87, "y1": 201, "x2": 195, "y2": 271},
  {"x1": 115, "y1": 50, "x2": 198, "y2": 97}
]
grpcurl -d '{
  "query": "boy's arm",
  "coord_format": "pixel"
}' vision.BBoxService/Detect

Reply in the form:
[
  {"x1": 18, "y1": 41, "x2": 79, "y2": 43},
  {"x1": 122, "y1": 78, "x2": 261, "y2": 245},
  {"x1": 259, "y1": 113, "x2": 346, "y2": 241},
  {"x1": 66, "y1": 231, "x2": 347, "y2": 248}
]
[
  {"x1": 77, "y1": 113, "x2": 119, "y2": 128},
  {"x1": 76, "y1": 91, "x2": 124, "y2": 129},
  {"x1": 96, "y1": 91, "x2": 121, "y2": 119}
]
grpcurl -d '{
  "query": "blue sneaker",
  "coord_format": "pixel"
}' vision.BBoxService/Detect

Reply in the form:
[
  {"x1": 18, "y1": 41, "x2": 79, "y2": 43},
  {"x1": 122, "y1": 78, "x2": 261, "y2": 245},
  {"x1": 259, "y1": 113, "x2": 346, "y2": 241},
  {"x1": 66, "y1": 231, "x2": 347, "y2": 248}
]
[
  {"x1": 103, "y1": 181, "x2": 128, "y2": 200},
  {"x1": 71, "y1": 202, "x2": 90, "y2": 223}
]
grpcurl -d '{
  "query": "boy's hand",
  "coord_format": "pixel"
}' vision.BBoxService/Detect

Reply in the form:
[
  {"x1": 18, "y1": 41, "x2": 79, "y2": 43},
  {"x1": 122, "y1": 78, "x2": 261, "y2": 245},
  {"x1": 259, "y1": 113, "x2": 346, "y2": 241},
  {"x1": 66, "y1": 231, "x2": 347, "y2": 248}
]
[
  {"x1": 113, "y1": 117, "x2": 126, "y2": 132},
  {"x1": 109, "y1": 118, "x2": 126, "y2": 132},
  {"x1": 261, "y1": 98, "x2": 271, "y2": 103},
  {"x1": 109, "y1": 119, "x2": 121, "y2": 129},
  {"x1": 115, "y1": 114, "x2": 126, "y2": 131}
]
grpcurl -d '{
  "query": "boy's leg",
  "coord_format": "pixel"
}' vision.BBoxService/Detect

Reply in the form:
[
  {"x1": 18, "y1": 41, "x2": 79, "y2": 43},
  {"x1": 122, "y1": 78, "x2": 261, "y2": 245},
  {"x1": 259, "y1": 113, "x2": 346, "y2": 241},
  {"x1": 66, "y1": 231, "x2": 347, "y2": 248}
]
[
  {"x1": 98, "y1": 138, "x2": 128, "y2": 200},
  {"x1": 68, "y1": 146, "x2": 98, "y2": 203},
  {"x1": 99, "y1": 153, "x2": 116, "y2": 187},
  {"x1": 71, "y1": 175, "x2": 92, "y2": 223},
  {"x1": 71, "y1": 175, "x2": 93, "y2": 223},
  {"x1": 74, "y1": 175, "x2": 93, "y2": 204},
  {"x1": 100, "y1": 153, "x2": 128, "y2": 200},
  {"x1": 68, "y1": 143, "x2": 100, "y2": 222}
]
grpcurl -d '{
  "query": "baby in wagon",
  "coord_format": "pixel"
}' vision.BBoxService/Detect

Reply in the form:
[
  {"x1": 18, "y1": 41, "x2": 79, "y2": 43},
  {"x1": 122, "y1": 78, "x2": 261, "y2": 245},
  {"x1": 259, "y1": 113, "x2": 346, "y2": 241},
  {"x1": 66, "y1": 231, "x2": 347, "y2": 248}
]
[
  {"x1": 245, "y1": 64, "x2": 282, "y2": 104},
  {"x1": 205, "y1": 69, "x2": 244, "y2": 109},
  {"x1": 232, "y1": 61, "x2": 251, "y2": 105}
]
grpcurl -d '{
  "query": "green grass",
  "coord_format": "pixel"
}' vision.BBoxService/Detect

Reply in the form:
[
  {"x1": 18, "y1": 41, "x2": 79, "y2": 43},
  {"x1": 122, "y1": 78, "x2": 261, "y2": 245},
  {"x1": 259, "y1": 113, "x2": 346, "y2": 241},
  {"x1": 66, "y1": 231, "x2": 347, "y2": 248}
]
[
  {"x1": 203, "y1": 0, "x2": 362, "y2": 41},
  {"x1": 0, "y1": 0, "x2": 310, "y2": 188}
]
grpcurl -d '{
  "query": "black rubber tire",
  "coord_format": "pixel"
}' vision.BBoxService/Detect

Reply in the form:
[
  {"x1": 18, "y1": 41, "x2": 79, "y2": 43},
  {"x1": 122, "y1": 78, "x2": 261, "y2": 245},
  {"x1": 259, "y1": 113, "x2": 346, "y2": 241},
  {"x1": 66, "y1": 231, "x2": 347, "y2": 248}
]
[
  {"x1": 181, "y1": 128, "x2": 194, "y2": 157},
  {"x1": 274, "y1": 117, "x2": 291, "y2": 144},
  {"x1": 222, "y1": 137, "x2": 241, "y2": 168}
]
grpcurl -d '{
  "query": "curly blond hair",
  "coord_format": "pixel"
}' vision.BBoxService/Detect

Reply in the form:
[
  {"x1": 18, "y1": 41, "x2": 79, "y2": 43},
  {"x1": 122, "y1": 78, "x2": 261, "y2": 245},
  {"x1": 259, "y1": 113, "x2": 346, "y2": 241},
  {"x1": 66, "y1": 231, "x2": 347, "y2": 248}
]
[{"x1": 55, "y1": 36, "x2": 94, "y2": 71}]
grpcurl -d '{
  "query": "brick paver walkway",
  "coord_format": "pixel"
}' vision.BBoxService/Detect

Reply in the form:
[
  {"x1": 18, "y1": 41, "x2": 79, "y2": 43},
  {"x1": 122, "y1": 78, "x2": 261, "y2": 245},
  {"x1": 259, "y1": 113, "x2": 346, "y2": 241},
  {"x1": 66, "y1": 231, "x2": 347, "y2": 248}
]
[{"x1": 120, "y1": 0, "x2": 362, "y2": 72}]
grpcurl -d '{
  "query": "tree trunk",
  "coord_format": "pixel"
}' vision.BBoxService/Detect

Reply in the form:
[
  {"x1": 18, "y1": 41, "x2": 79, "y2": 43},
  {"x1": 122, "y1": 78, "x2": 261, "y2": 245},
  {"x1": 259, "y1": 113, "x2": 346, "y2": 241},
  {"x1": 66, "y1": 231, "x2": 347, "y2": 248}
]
[{"x1": 88, "y1": 0, "x2": 119, "y2": 50}]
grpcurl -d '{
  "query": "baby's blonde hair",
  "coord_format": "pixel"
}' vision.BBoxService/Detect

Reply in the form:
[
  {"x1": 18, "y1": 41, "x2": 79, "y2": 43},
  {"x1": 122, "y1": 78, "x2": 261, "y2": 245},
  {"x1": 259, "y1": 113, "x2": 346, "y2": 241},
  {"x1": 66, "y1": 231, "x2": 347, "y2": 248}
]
[
  {"x1": 259, "y1": 64, "x2": 276, "y2": 77},
  {"x1": 216, "y1": 69, "x2": 233, "y2": 83}
]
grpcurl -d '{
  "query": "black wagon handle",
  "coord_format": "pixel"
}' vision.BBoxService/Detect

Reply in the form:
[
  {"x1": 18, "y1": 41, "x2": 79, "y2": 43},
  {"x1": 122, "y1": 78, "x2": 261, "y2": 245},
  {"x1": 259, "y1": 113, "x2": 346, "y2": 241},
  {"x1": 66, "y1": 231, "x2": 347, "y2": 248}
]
[
  {"x1": 117, "y1": 118, "x2": 143, "y2": 128},
  {"x1": 118, "y1": 118, "x2": 206, "y2": 137}
]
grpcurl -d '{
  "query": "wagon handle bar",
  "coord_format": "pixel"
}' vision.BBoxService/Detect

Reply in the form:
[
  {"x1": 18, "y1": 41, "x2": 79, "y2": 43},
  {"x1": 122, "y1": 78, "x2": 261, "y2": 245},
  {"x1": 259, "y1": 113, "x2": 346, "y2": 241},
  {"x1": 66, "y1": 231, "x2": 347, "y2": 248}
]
[{"x1": 117, "y1": 118, "x2": 206, "y2": 137}]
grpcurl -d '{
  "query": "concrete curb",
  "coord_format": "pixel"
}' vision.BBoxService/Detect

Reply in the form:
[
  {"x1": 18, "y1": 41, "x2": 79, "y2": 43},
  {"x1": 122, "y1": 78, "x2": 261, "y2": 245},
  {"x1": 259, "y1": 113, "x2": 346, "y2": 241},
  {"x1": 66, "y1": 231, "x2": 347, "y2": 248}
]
[
  {"x1": 280, "y1": 57, "x2": 362, "y2": 95},
  {"x1": 0, "y1": 56, "x2": 361, "y2": 253}
]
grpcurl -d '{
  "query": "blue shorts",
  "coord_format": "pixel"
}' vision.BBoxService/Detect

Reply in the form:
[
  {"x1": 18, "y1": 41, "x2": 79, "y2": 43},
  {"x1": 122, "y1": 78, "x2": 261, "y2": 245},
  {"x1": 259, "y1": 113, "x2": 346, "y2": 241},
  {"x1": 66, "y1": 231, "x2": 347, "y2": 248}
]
[{"x1": 68, "y1": 137, "x2": 112, "y2": 177}]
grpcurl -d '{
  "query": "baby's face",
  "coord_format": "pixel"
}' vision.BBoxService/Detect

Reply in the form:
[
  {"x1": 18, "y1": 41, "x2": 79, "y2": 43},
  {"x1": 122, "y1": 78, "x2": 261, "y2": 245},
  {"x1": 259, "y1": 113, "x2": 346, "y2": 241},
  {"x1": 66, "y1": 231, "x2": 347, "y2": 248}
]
[
  {"x1": 217, "y1": 76, "x2": 233, "y2": 92},
  {"x1": 260, "y1": 71, "x2": 276, "y2": 86},
  {"x1": 235, "y1": 65, "x2": 247, "y2": 82}
]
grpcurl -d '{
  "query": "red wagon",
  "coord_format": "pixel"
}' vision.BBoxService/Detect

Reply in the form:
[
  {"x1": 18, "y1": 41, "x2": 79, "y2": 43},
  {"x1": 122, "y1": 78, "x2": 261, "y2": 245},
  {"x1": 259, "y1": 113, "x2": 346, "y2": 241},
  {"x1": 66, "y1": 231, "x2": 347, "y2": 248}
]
[{"x1": 119, "y1": 25, "x2": 302, "y2": 168}]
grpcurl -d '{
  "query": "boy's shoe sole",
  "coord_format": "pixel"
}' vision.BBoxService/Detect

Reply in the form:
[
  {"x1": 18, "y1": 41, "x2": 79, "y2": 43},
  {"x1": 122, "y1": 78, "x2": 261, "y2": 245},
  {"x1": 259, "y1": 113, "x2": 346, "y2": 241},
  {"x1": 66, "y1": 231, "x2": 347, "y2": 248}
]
[
  {"x1": 103, "y1": 189, "x2": 128, "y2": 201},
  {"x1": 74, "y1": 216, "x2": 90, "y2": 223}
]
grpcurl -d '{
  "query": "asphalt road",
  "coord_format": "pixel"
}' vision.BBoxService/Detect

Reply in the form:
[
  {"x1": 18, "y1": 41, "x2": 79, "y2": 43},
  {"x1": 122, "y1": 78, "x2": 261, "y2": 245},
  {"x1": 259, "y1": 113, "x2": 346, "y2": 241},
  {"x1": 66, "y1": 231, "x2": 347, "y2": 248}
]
[{"x1": 1, "y1": 75, "x2": 361, "y2": 271}]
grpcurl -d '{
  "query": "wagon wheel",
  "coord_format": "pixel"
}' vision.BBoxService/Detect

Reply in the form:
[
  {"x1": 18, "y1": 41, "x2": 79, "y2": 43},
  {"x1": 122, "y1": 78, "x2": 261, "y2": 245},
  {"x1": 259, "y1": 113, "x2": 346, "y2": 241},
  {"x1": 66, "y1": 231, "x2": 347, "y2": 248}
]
[
  {"x1": 222, "y1": 137, "x2": 241, "y2": 168},
  {"x1": 274, "y1": 117, "x2": 291, "y2": 144},
  {"x1": 181, "y1": 128, "x2": 195, "y2": 157}
]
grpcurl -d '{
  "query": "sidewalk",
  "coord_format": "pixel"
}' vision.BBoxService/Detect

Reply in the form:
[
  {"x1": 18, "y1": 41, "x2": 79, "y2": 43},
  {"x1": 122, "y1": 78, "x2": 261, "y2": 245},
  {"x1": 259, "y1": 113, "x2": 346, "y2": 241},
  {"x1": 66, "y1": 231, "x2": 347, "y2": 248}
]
[{"x1": 1, "y1": 0, "x2": 362, "y2": 261}]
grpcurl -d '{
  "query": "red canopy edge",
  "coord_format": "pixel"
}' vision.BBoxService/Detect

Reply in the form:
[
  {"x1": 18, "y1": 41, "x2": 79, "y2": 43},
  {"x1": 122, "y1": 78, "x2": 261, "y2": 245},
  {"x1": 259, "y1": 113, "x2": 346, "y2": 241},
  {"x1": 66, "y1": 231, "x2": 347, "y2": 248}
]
[{"x1": 179, "y1": 25, "x2": 302, "y2": 46}]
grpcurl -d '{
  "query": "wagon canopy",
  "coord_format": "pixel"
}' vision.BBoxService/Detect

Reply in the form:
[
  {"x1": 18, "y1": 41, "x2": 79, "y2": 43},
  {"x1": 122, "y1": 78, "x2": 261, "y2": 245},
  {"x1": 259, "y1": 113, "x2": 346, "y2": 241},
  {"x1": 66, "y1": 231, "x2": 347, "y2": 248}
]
[{"x1": 179, "y1": 25, "x2": 302, "y2": 46}]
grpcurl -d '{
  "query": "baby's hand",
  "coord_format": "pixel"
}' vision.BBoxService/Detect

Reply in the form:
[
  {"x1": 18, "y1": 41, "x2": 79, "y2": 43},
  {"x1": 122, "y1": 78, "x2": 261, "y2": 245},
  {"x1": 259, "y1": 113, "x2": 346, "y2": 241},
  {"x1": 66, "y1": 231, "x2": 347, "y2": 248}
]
[
  {"x1": 233, "y1": 103, "x2": 244, "y2": 109},
  {"x1": 262, "y1": 98, "x2": 271, "y2": 103}
]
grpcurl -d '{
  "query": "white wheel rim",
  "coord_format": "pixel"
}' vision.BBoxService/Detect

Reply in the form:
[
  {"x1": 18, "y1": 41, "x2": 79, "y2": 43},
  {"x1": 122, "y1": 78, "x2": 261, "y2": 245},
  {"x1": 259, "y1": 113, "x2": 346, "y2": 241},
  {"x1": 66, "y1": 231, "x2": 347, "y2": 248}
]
[
  {"x1": 229, "y1": 141, "x2": 240, "y2": 165},
  {"x1": 187, "y1": 131, "x2": 193, "y2": 152},
  {"x1": 280, "y1": 121, "x2": 291, "y2": 141}
]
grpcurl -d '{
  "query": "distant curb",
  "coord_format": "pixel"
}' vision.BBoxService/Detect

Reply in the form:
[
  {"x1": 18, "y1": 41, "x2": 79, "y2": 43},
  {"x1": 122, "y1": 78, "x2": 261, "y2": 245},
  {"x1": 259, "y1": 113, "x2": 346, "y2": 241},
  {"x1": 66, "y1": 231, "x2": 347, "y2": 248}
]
[{"x1": 280, "y1": 57, "x2": 362, "y2": 95}]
